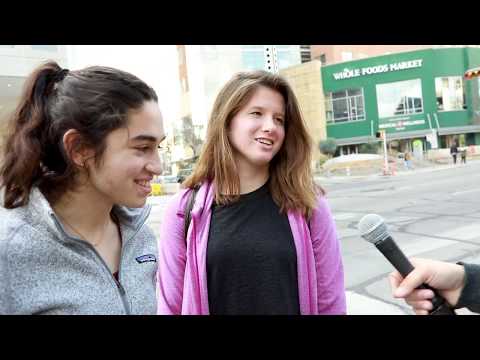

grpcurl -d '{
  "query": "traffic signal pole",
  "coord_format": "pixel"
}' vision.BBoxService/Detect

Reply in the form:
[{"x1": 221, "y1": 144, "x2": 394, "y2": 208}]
[
  {"x1": 382, "y1": 131, "x2": 389, "y2": 175},
  {"x1": 264, "y1": 46, "x2": 278, "y2": 73}
]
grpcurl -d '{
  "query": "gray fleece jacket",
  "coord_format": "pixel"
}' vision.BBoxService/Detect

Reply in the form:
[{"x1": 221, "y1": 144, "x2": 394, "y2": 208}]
[{"x1": 0, "y1": 187, "x2": 157, "y2": 315}]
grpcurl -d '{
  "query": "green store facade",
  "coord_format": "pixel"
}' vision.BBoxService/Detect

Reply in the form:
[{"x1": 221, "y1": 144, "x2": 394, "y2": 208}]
[{"x1": 321, "y1": 47, "x2": 480, "y2": 156}]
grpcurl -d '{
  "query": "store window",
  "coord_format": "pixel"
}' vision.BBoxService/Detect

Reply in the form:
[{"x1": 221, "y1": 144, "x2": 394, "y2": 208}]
[
  {"x1": 325, "y1": 88, "x2": 365, "y2": 123},
  {"x1": 376, "y1": 79, "x2": 423, "y2": 118},
  {"x1": 435, "y1": 76, "x2": 466, "y2": 111}
]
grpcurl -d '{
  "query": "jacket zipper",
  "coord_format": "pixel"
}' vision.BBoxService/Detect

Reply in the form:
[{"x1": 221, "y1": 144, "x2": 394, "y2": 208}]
[{"x1": 51, "y1": 214, "x2": 132, "y2": 315}]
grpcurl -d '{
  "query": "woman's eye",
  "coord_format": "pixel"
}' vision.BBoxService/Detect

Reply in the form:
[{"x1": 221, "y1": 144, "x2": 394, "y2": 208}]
[
  {"x1": 137, "y1": 146, "x2": 150, "y2": 152},
  {"x1": 251, "y1": 111, "x2": 261, "y2": 116}
]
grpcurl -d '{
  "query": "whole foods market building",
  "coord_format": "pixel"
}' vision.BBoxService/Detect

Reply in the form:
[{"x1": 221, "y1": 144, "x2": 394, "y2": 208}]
[{"x1": 321, "y1": 47, "x2": 480, "y2": 157}]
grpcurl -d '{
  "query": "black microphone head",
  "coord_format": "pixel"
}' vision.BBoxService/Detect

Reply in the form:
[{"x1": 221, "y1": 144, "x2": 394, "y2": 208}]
[{"x1": 358, "y1": 214, "x2": 389, "y2": 245}]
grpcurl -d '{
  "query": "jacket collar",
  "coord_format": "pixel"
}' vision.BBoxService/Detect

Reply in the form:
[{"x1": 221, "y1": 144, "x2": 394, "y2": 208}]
[{"x1": 26, "y1": 187, "x2": 151, "y2": 243}]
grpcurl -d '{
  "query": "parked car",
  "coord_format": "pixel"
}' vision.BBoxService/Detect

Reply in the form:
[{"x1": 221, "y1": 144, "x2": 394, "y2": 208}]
[
  {"x1": 157, "y1": 175, "x2": 179, "y2": 184},
  {"x1": 149, "y1": 175, "x2": 178, "y2": 196},
  {"x1": 176, "y1": 168, "x2": 193, "y2": 183}
]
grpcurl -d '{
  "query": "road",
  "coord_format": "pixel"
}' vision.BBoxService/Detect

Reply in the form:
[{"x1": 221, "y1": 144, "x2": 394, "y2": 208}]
[{"x1": 147, "y1": 160, "x2": 480, "y2": 315}]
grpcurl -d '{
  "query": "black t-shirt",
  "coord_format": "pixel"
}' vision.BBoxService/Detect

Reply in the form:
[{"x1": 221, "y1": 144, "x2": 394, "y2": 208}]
[{"x1": 206, "y1": 181, "x2": 300, "y2": 315}]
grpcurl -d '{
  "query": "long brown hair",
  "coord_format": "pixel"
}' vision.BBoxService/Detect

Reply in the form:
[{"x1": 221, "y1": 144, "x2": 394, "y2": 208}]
[
  {"x1": 0, "y1": 60, "x2": 157, "y2": 209},
  {"x1": 184, "y1": 70, "x2": 322, "y2": 217}
]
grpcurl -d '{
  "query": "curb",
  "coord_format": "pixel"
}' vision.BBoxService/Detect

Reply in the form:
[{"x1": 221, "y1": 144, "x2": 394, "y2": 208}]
[{"x1": 315, "y1": 159, "x2": 480, "y2": 181}]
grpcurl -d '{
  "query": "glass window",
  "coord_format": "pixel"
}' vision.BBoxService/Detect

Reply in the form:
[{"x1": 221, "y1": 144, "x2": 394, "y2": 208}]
[
  {"x1": 31, "y1": 45, "x2": 58, "y2": 52},
  {"x1": 325, "y1": 94, "x2": 334, "y2": 122},
  {"x1": 376, "y1": 79, "x2": 423, "y2": 118},
  {"x1": 347, "y1": 88, "x2": 361, "y2": 96},
  {"x1": 435, "y1": 76, "x2": 466, "y2": 111},
  {"x1": 332, "y1": 90, "x2": 347, "y2": 99},
  {"x1": 325, "y1": 88, "x2": 365, "y2": 124}
]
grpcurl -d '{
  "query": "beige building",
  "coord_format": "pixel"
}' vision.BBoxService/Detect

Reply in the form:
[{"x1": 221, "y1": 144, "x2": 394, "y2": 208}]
[{"x1": 280, "y1": 60, "x2": 326, "y2": 166}]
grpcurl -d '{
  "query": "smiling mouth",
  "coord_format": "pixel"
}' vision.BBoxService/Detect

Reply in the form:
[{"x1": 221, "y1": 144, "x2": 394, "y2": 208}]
[
  {"x1": 135, "y1": 180, "x2": 151, "y2": 188},
  {"x1": 255, "y1": 138, "x2": 274, "y2": 146}
]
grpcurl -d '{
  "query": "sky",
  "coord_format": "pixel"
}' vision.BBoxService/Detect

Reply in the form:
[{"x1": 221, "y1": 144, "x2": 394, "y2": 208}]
[{"x1": 66, "y1": 45, "x2": 181, "y2": 135}]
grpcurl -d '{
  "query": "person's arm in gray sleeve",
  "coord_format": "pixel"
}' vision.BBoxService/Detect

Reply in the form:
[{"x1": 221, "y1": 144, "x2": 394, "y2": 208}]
[{"x1": 0, "y1": 232, "x2": 12, "y2": 314}]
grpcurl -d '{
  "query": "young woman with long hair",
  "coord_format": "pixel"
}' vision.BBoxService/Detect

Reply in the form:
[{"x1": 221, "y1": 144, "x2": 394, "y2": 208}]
[{"x1": 157, "y1": 70, "x2": 346, "y2": 315}]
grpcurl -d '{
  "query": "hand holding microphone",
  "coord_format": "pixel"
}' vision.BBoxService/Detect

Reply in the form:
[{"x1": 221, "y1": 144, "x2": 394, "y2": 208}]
[
  {"x1": 358, "y1": 214, "x2": 462, "y2": 315},
  {"x1": 389, "y1": 258, "x2": 465, "y2": 315}
]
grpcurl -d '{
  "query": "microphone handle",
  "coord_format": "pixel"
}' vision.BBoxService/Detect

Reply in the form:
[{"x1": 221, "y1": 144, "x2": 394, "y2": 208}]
[{"x1": 376, "y1": 237, "x2": 456, "y2": 315}]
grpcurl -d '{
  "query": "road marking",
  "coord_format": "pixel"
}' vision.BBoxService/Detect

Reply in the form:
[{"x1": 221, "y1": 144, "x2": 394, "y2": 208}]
[
  {"x1": 437, "y1": 224, "x2": 480, "y2": 241},
  {"x1": 396, "y1": 186, "x2": 413, "y2": 191},
  {"x1": 452, "y1": 188, "x2": 480, "y2": 196},
  {"x1": 345, "y1": 291, "x2": 407, "y2": 315},
  {"x1": 333, "y1": 213, "x2": 359, "y2": 221},
  {"x1": 401, "y1": 237, "x2": 458, "y2": 256}
]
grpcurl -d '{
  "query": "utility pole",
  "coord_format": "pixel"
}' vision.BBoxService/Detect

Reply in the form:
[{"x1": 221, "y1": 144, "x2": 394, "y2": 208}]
[
  {"x1": 377, "y1": 130, "x2": 389, "y2": 175},
  {"x1": 382, "y1": 130, "x2": 389, "y2": 175},
  {"x1": 263, "y1": 46, "x2": 278, "y2": 73}
]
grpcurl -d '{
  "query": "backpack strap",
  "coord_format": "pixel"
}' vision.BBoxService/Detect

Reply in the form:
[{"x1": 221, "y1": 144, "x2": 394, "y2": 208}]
[{"x1": 183, "y1": 185, "x2": 200, "y2": 243}]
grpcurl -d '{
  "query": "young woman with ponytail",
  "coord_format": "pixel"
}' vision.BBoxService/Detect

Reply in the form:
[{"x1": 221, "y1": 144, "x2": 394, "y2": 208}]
[{"x1": 0, "y1": 61, "x2": 165, "y2": 314}]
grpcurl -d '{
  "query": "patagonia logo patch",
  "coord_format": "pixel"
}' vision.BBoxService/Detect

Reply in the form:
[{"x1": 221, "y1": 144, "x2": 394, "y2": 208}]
[{"x1": 135, "y1": 254, "x2": 157, "y2": 264}]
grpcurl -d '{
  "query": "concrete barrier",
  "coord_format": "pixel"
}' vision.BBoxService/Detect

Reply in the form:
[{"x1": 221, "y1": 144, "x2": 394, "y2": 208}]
[{"x1": 161, "y1": 183, "x2": 180, "y2": 195}]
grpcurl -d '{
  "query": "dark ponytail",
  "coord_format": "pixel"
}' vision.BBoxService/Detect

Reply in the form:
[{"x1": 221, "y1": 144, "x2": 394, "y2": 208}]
[
  {"x1": 1, "y1": 62, "x2": 62, "y2": 208},
  {"x1": 0, "y1": 60, "x2": 158, "y2": 209}
]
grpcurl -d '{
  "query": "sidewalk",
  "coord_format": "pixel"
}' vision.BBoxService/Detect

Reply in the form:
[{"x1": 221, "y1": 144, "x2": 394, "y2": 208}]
[{"x1": 315, "y1": 158, "x2": 480, "y2": 182}]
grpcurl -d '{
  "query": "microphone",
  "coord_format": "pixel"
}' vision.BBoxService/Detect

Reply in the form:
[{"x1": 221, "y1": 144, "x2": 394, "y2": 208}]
[{"x1": 358, "y1": 214, "x2": 456, "y2": 315}]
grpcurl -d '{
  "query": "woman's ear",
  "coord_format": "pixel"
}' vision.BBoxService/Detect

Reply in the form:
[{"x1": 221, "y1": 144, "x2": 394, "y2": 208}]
[{"x1": 62, "y1": 129, "x2": 94, "y2": 168}]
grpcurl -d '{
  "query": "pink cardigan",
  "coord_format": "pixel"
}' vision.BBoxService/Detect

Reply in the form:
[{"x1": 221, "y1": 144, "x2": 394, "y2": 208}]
[{"x1": 156, "y1": 181, "x2": 346, "y2": 315}]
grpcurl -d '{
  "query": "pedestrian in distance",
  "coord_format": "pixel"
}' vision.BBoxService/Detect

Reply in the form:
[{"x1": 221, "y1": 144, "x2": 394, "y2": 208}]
[
  {"x1": 156, "y1": 70, "x2": 346, "y2": 315},
  {"x1": 0, "y1": 61, "x2": 165, "y2": 314},
  {"x1": 461, "y1": 148, "x2": 467, "y2": 164},
  {"x1": 404, "y1": 151, "x2": 413, "y2": 170},
  {"x1": 389, "y1": 258, "x2": 480, "y2": 315},
  {"x1": 450, "y1": 142, "x2": 458, "y2": 164}
]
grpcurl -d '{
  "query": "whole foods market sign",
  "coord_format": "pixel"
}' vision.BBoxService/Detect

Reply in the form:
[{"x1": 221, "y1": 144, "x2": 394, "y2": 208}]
[{"x1": 333, "y1": 59, "x2": 423, "y2": 80}]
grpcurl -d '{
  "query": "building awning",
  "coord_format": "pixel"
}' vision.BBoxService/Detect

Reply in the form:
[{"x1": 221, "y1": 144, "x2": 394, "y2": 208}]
[
  {"x1": 335, "y1": 129, "x2": 434, "y2": 145},
  {"x1": 386, "y1": 129, "x2": 432, "y2": 141},
  {"x1": 465, "y1": 67, "x2": 480, "y2": 79},
  {"x1": 335, "y1": 135, "x2": 376, "y2": 146},
  {"x1": 437, "y1": 125, "x2": 480, "y2": 135}
]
